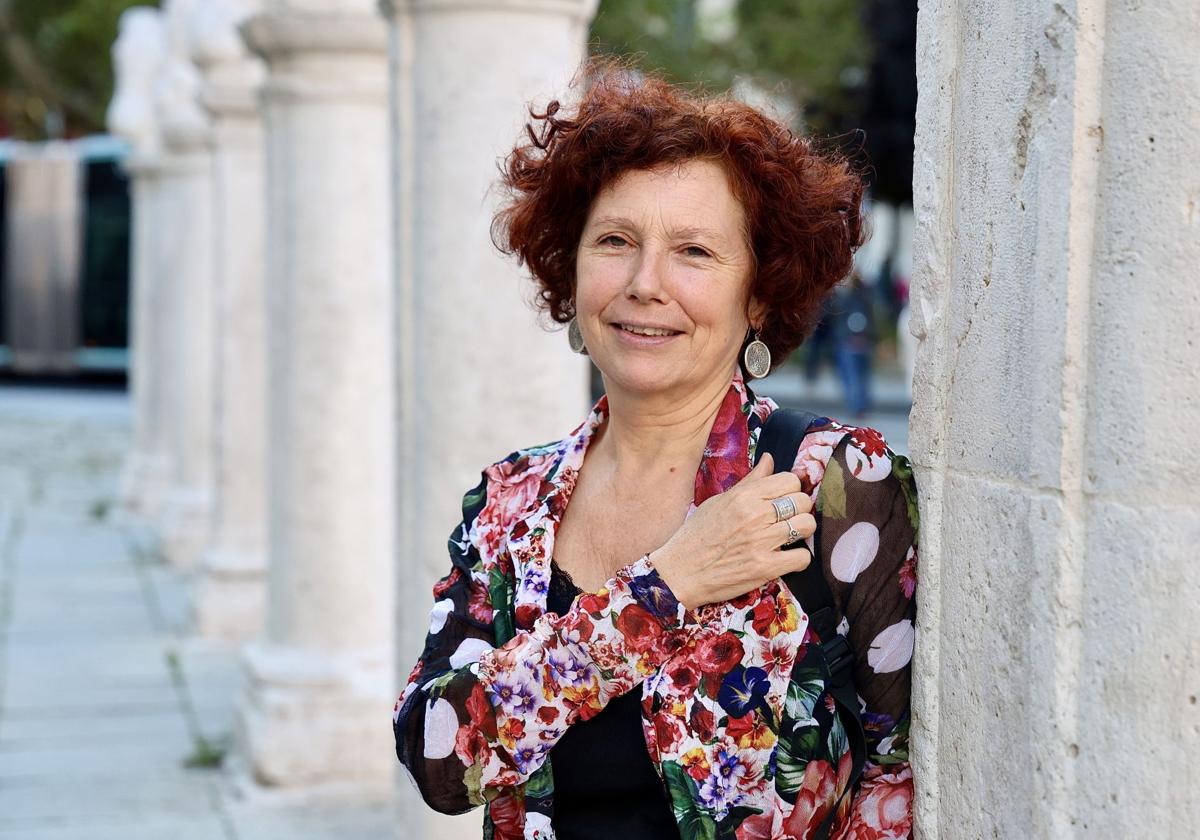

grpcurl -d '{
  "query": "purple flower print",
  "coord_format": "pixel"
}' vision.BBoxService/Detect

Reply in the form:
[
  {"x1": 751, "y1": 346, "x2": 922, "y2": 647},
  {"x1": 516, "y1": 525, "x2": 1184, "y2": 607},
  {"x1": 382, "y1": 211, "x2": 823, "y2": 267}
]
[
  {"x1": 629, "y1": 571, "x2": 681, "y2": 619},
  {"x1": 698, "y1": 745, "x2": 748, "y2": 819},
  {"x1": 545, "y1": 645, "x2": 593, "y2": 687},
  {"x1": 487, "y1": 673, "x2": 537, "y2": 717},
  {"x1": 718, "y1": 665, "x2": 770, "y2": 718}
]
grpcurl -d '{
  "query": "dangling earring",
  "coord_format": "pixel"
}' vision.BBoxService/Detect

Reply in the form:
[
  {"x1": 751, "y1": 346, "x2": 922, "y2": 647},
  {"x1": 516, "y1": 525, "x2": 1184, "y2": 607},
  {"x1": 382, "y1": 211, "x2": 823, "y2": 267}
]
[
  {"x1": 743, "y1": 328, "x2": 771, "y2": 379},
  {"x1": 567, "y1": 317, "x2": 588, "y2": 355}
]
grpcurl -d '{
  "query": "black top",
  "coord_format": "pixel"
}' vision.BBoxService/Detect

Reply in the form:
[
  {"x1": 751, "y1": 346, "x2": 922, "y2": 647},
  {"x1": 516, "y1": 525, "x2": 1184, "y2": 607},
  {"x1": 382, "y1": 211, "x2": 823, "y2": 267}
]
[{"x1": 545, "y1": 562, "x2": 681, "y2": 840}]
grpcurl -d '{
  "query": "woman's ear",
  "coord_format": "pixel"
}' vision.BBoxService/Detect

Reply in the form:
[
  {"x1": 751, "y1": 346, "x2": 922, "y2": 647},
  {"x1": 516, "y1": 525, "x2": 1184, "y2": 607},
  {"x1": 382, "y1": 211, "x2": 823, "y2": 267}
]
[{"x1": 747, "y1": 296, "x2": 768, "y2": 331}]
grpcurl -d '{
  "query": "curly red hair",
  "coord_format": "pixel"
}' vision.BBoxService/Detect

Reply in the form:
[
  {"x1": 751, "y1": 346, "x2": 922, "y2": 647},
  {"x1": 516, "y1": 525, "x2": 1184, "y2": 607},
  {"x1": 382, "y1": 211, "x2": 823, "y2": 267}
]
[{"x1": 491, "y1": 60, "x2": 866, "y2": 372}]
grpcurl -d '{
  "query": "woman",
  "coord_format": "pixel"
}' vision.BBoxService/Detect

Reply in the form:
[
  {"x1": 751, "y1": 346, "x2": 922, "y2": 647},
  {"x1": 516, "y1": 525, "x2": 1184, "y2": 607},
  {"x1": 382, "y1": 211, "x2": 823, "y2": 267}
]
[{"x1": 393, "y1": 64, "x2": 919, "y2": 840}]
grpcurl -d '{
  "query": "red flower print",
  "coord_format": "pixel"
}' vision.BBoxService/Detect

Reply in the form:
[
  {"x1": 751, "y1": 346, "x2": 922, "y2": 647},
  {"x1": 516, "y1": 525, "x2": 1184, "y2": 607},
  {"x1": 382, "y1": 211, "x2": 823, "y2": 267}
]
[
  {"x1": 667, "y1": 660, "x2": 701, "y2": 694},
  {"x1": 432, "y1": 567, "x2": 462, "y2": 599},
  {"x1": 654, "y1": 712, "x2": 687, "y2": 754},
  {"x1": 515, "y1": 603, "x2": 541, "y2": 630},
  {"x1": 561, "y1": 678, "x2": 603, "y2": 720},
  {"x1": 576, "y1": 589, "x2": 611, "y2": 615},
  {"x1": 558, "y1": 607, "x2": 594, "y2": 642},
  {"x1": 488, "y1": 793, "x2": 525, "y2": 840},
  {"x1": 694, "y1": 388, "x2": 752, "y2": 503},
  {"x1": 696, "y1": 630, "x2": 745, "y2": 694},
  {"x1": 466, "y1": 683, "x2": 497, "y2": 739},
  {"x1": 497, "y1": 717, "x2": 525, "y2": 747},
  {"x1": 689, "y1": 701, "x2": 717, "y2": 741},
  {"x1": 849, "y1": 426, "x2": 887, "y2": 459},
  {"x1": 751, "y1": 595, "x2": 800, "y2": 637},
  {"x1": 615, "y1": 603, "x2": 664, "y2": 654},
  {"x1": 725, "y1": 712, "x2": 775, "y2": 750},
  {"x1": 537, "y1": 706, "x2": 560, "y2": 725},
  {"x1": 454, "y1": 722, "x2": 492, "y2": 767},
  {"x1": 681, "y1": 746, "x2": 711, "y2": 783},
  {"x1": 468, "y1": 583, "x2": 493, "y2": 623}
]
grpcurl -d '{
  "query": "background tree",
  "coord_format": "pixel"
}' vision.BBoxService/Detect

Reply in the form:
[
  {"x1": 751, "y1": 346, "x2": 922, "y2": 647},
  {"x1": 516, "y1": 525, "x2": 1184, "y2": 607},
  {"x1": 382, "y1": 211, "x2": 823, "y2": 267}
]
[
  {"x1": 589, "y1": 0, "x2": 866, "y2": 135},
  {"x1": 589, "y1": 0, "x2": 915, "y2": 204},
  {"x1": 0, "y1": 0, "x2": 155, "y2": 139}
]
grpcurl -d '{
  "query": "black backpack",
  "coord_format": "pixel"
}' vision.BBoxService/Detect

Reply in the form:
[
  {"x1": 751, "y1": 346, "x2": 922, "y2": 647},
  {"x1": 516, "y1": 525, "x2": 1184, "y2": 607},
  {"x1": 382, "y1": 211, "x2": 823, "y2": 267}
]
[{"x1": 754, "y1": 409, "x2": 867, "y2": 840}]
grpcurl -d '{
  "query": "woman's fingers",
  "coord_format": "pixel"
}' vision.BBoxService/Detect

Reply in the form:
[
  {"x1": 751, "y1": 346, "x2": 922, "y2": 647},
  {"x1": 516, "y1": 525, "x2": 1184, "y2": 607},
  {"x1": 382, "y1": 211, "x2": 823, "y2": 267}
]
[
  {"x1": 772, "y1": 546, "x2": 812, "y2": 576},
  {"x1": 755, "y1": 469, "x2": 804, "y2": 498}
]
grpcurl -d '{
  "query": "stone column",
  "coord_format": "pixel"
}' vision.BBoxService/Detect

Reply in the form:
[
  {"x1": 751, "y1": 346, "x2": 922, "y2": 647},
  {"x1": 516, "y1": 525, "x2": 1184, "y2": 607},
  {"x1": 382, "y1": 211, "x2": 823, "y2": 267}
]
[
  {"x1": 189, "y1": 0, "x2": 269, "y2": 641},
  {"x1": 235, "y1": 0, "x2": 396, "y2": 786},
  {"x1": 108, "y1": 8, "x2": 172, "y2": 521},
  {"x1": 380, "y1": 1, "x2": 594, "y2": 832},
  {"x1": 155, "y1": 0, "x2": 217, "y2": 570},
  {"x1": 909, "y1": 2, "x2": 1199, "y2": 838}
]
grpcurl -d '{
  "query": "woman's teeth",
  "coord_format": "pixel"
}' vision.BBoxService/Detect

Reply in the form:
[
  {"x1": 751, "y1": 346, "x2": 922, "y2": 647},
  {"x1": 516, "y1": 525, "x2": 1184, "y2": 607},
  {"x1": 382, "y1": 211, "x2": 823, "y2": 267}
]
[{"x1": 619, "y1": 324, "x2": 678, "y2": 337}]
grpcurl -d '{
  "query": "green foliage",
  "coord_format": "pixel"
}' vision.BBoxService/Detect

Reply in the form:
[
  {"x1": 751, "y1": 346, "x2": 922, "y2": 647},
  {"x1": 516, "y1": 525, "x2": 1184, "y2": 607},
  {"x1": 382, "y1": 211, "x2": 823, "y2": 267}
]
[
  {"x1": 0, "y1": 0, "x2": 158, "y2": 139},
  {"x1": 183, "y1": 732, "x2": 230, "y2": 769},
  {"x1": 589, "y1": 0, "x2": 866, "y2": 134}
]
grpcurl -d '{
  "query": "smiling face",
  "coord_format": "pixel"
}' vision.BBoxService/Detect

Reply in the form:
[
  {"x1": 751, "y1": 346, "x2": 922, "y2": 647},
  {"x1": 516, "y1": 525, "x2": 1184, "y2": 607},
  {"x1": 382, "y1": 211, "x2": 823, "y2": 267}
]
[{"x1": 574, "y1": 159, "x2": 763, "y2": 401}]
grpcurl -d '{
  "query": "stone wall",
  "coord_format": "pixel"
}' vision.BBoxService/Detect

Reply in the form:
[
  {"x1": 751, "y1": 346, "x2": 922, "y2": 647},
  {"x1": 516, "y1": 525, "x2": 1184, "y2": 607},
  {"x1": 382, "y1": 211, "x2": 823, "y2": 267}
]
[{"x1": 909, "y1": 2, "x2": 1200, "y2": 837}]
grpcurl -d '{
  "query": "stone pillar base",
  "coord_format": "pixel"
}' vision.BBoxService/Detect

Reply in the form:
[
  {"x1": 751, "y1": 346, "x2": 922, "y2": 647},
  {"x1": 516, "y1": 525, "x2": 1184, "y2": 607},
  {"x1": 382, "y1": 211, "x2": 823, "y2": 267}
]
[
  {"x1": 192, "y1": 548, "x2": 266, "y2": 641},
  {"x1": 159, "y1": 487, "x2": 213, "y2": 570},
  {"x1": 237, "y1": 641, "x2": 393, "y2": 787}
]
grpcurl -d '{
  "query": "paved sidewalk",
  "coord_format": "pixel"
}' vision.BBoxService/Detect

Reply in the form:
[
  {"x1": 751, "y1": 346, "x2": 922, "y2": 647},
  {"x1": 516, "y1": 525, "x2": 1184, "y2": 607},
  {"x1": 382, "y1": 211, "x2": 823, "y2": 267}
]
[{"x1": 0, "y1": 385, "x2": 395, "y2": 840}]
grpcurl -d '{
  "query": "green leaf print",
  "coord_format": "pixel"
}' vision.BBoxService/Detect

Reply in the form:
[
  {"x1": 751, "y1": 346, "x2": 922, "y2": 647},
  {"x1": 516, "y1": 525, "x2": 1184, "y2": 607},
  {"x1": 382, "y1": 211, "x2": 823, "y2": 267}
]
[
  {"x1": 716, "y1": 805, "x2": 763, "y2": 839},
  {"x1": 464, "y1": 762, "x2": 487, "y2": 807},
  {"x1": 524, "y1": 764, "x2": 554, "y2": 799},
  {"x1": 663, "y1": 761, "x2": 719, "y2": 840},
  {"x1": 489, "y1": 565, "x2": 514, "y2": 644},
  {"x1": 775, "y1": 723, "x2": 821, "y2": 797},
  {"x1": 784, "y1": 668, "x2": 824, "y2": 726},
  {"x1": 890, "y1": 454, "x2": 921, "y2": 531},
  {"x1": 818, "y1": 457, "x2": 847, "y2": 520},
  {"x1": 826, "y1": 713, "x2": 848, "y2": 765},
  {"x1": 462, "y1": 483, "x2": 487, "y2": 512}
]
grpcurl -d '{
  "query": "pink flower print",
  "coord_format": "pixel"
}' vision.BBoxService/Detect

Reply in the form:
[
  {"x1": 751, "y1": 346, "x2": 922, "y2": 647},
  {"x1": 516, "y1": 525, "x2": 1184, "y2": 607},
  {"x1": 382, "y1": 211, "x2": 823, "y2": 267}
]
[
  {"x1": 695, "y1": 387, "x2": 752, "y2": 503},
  {"x1": 898, "y1": 545, "x2": 917, "y2": 599},
  {"x1": 474, "y1": 453, "x2": 553, "y2": 558},
  {"x1": 838, "y1": 766, "x2": 913, "y2": 839},
  {"x1": 791, "y1": 430, "x2": 846, "y2": 494}
]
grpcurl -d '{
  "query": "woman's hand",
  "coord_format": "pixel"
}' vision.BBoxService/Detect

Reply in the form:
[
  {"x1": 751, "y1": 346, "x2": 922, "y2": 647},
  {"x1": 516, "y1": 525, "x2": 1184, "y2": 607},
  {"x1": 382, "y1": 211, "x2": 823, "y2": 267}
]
[{"x1": 649, "y1": 452, "x2": 815, "y2": 610}]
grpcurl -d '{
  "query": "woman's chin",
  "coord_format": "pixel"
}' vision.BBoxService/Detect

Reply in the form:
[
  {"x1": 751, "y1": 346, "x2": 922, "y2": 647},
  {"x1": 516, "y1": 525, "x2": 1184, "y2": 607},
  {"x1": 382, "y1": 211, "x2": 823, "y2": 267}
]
[{"x1": 598, "y1": 363, "x2": 691, "y2": 397}]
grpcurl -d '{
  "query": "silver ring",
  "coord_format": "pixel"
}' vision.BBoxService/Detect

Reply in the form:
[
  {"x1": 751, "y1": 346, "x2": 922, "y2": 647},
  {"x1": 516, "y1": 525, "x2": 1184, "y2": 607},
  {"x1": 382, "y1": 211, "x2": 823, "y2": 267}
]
[
  {"x1": 783, "y1": 525, "x2": 803, "y2": 546},
  {"x1": 771, "y1": 496, "x2": 797, "y2": 523}
]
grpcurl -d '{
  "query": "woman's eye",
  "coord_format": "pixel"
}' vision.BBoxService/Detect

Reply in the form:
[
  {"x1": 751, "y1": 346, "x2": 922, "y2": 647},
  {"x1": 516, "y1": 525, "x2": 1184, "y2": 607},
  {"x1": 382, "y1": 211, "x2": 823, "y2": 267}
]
[
  {"x1": 684, "y1": 245, "x2": 711, "y2": 258},
  {"x1": 600, "y1": 235, "x2": 628, "y2": 247}
]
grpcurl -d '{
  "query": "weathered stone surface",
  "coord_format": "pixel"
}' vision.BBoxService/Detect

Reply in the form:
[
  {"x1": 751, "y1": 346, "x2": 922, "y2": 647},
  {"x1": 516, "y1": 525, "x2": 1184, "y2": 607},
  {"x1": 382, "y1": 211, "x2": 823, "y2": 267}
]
[{"x1": 910, "y1": 2, "x2": 1200, "y2": 837}]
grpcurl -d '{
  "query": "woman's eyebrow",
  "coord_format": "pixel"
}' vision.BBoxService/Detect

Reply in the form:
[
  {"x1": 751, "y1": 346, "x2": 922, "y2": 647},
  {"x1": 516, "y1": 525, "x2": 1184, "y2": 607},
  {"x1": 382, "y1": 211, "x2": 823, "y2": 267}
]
[{"x1": 587, "y1": 215, "x2": 728, "y2": 243}]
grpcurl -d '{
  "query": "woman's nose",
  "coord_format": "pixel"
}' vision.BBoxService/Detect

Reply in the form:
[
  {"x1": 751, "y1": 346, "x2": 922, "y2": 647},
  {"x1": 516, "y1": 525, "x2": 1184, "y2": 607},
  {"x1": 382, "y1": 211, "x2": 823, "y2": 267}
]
[{"x1": 625, "y1": 250, "x2": 669, "y2": 303}]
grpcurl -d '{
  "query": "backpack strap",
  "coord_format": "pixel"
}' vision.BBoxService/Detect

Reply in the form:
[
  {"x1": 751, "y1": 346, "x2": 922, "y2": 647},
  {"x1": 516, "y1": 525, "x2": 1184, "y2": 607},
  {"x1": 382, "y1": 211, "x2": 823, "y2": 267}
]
[{"x1": 754, "y1": 408, "x2": 868, "y2": 840}]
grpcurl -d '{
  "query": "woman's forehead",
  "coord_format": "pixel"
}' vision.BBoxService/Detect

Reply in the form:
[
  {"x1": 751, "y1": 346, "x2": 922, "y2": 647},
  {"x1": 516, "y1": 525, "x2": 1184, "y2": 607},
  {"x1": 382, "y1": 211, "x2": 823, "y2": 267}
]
[{"x1": 586, "y1": 161, "x2": 744, "y2": 236}]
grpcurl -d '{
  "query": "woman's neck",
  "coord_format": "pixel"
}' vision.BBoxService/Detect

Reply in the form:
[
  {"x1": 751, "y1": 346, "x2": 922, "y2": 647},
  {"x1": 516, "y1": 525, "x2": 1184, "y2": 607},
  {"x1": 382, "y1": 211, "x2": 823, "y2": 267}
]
[{"x1": 591, "y1": 368, "x2": 736, "y2": 487}]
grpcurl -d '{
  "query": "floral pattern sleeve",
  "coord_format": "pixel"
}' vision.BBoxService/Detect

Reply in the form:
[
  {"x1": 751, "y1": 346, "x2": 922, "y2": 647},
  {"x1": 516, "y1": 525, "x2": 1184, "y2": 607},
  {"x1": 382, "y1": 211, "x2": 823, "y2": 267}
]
[
  {"x1": 816, "y1": 431, "x2": 919, "y2": 839},
  {"x1": 393, "y1": 469, "x2": 691, "y2": 816}
]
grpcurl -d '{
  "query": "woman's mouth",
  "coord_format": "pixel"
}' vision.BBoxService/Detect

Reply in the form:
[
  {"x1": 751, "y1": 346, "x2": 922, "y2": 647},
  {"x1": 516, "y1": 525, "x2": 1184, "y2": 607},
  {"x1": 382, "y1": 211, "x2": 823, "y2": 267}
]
[{"x1": 610, "y1": 322, "x2": 683, "y2": 344}]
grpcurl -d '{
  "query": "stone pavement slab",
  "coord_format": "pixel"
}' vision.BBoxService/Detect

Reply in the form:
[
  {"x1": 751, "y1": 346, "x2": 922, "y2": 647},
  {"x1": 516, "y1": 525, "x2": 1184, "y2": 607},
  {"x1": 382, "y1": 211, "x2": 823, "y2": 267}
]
[{"x1": 0, "y1": 385, "x2": 398, "y2": 840}]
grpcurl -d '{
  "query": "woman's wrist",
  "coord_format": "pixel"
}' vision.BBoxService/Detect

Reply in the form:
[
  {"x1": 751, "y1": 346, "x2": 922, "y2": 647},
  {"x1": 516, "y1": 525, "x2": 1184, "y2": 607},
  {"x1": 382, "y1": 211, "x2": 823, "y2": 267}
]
[{"x1": 645, "y1": 544, "x2": 694, "y2": 611}]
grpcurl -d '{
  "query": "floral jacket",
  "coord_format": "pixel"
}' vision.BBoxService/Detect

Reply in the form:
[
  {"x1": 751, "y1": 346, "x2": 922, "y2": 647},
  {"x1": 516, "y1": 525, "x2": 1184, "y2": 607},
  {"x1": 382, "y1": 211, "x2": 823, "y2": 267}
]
[{"x1": 394, "y1": 370, "x2": 919, "y2": 840}]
